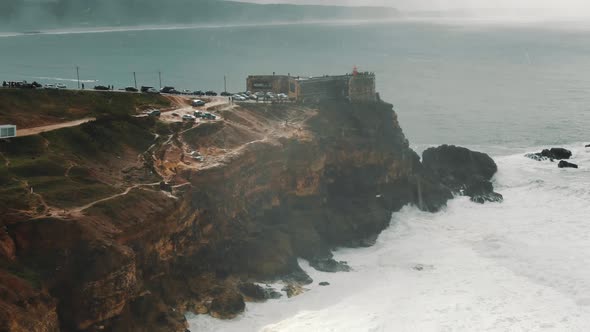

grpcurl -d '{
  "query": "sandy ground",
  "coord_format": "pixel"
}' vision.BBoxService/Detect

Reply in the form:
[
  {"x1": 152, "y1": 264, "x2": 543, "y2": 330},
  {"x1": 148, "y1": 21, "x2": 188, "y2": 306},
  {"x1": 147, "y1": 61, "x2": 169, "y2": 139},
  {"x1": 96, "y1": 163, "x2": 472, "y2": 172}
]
[
  {"x1": 12, "y1": 95, "x2": 229, "y2": 137},
  {"x1": 16, "y1": 117, "x2": 96, "y2": 137},
  {"x1": 13, "y1": 95, "x2": 313, "y2": 222}
]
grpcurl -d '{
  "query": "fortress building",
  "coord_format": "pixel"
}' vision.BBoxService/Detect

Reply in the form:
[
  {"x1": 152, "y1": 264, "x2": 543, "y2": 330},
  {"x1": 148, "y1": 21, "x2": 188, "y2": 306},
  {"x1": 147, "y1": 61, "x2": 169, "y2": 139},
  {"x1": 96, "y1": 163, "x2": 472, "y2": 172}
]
[
  {"x1": 246, "y1": 68, "x2": 376, "y2": 103},
  {"x1": 246, "y1": 74, "x2": 290, "y2": 94}
]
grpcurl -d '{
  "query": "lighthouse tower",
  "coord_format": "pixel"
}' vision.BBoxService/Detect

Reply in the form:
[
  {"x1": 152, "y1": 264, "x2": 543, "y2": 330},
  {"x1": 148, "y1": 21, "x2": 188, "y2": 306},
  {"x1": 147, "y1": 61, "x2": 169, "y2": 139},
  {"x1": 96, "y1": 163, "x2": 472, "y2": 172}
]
[{"x1": 348, "y1": 67, "x2": 376, "y2": 103}]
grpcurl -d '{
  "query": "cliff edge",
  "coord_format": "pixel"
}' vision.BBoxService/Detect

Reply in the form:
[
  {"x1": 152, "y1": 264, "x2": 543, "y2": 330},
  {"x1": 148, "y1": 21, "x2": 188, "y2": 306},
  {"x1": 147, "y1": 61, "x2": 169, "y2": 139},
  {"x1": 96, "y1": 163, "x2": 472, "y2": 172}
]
[{"x1": 0, "y1": 96, "x2": 496, "y2": 331}]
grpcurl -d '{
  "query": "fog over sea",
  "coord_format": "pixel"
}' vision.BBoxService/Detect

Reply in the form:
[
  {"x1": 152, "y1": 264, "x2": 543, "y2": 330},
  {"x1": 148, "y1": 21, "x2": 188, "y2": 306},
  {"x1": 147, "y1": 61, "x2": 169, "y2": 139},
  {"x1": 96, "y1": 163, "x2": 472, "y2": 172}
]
[{"x1": 2, "y1": 18, "x2": 590, "y2": 331}]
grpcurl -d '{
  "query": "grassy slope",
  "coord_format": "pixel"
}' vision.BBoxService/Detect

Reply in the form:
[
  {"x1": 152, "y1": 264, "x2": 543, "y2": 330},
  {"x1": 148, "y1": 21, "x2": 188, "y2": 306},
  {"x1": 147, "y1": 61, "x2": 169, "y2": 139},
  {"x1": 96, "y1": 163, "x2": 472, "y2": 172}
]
[
  {"x1": 0, "y1": 89, "x2": 170, "y2": 128},
  {"x1": 0, "y1": 90, "x2": 171, "y2": 215}
]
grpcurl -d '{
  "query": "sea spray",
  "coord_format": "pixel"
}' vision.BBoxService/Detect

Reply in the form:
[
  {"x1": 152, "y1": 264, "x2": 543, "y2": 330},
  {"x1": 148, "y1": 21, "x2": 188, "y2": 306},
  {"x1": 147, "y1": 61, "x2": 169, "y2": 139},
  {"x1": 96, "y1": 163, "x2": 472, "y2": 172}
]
[{"x1": 189, "y1": 144, "x2": 590, "y2": 331}]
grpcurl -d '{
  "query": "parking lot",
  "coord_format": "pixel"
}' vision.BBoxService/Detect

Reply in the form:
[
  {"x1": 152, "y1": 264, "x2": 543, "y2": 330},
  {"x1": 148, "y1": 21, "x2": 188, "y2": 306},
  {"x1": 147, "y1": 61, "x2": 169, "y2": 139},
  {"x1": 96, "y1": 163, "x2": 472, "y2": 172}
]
[{"x1": 157, "y1": 95, "x2": 229, "y2": 124}]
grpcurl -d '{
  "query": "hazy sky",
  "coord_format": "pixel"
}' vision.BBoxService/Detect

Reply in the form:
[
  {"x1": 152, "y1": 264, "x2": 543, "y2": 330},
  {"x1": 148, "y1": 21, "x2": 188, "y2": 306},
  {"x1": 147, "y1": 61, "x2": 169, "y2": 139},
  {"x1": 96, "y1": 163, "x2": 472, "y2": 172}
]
[{"x1": 245, "y1": 0, "x2": 590, "y2": 12}]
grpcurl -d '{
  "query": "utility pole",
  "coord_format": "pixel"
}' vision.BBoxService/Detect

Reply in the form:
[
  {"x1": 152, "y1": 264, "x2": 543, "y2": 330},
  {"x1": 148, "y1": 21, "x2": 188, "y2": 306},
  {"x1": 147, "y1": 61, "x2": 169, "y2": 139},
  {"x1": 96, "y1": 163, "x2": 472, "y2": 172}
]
[
  {"x1": 158, "y1": 71, "x2": 162, "y2": 89},
  {"x1": 76, "y1": 66, "x2": 80, "y2": 89},
  {"x1": 224, "y1": 75, "x2": 227, "y2": 93},
  {"x1": 133, "y1": 72, "x2": 137, "y2": 89}
]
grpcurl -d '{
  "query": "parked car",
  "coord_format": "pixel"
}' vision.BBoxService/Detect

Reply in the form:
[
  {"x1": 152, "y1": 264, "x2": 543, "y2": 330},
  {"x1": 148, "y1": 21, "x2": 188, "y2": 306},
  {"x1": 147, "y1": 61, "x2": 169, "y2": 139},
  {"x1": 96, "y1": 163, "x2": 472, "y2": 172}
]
[
  {"x1": 205, "y1": 91, "x2": 217, "y2": 96},
  {"x1": 191, "y1": 99, "x2": 206, "y2": 107},
  {"x1": 193, "y1": 90, "x2": 205, "y2": 96},
  {"x1": 147, "y1": 110, "x2": 161, "y2": 117},
  {"x1": 125, "y1": 86, "x2": 138, "y2": 92},
  {"x1": 232, "y1": 94, "x2": 246, "y2": 101},
  {"x1": 56, "y1": 83, "x2": 67, "y2": 89},
  {"x1": 141, "y1": 86, "x2": 154, "y2": 93},
  {"x1": 202, "y1": 113, "x2": 217, "y2": 120},
  {"x1": 194, "y1": 111, "x2": 203, "y2": 117},
  {"x1": 182, "y1": 89, "x2": 192, "y2": 95},
  {"x1": 44, "y1": 84, "x2": 57, "y2": 90},
  {"x1": 146, "y1": 88, "x2": 160, "y2": 94},
  {"x1": 220, "y1": 91, "x2": 232, "y2": 96},
  {"x1": 94, "y1": 85, "x2": 109, "y2": 91},
  {"x1": 182, "y1": 114, "x2": 196, "y2": 121},
  {"x1": 160, "y1": 86, "x2": 176, "y2": 93}
]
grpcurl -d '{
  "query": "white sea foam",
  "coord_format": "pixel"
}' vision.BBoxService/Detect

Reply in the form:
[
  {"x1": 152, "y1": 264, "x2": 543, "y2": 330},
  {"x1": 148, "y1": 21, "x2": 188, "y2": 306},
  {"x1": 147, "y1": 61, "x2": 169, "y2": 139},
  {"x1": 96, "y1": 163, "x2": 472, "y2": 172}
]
[
  {"x1": 31, "y1": 76, "x2": 98, "y2": 83},
  {"x1": 188, "y1": 143, "x2": 590, "y2": 331},
  {"x1": 0, "y1": 19, "x2": 399, "y2": 38}
]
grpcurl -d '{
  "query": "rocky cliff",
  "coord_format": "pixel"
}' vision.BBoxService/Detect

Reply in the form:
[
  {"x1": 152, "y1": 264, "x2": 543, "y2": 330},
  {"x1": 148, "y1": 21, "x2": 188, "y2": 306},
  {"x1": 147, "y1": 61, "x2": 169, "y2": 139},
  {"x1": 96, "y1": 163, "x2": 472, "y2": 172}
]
[{"x1": 0, "y1": 98, "x2": 497, "y2": 331}]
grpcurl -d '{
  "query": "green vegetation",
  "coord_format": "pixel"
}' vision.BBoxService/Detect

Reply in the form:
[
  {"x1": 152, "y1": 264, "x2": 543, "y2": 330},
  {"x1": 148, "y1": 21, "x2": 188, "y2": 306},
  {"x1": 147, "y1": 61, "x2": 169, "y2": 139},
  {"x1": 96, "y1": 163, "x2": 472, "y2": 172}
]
[
  {"x1": 0, "y1": 259, "x2": 42, "y2": 290},
  {"x1": 43, "y1": 116, "x2": 157, "y2": 157},
  {"x1": 0, "y1": 89, "x2": 170, "y2": 128},
  {"x1": 87, "y1": 188, "x2": 154, "y2": 223},
  {"x1": 0, "y1": 114, "x2": 159, "y2": 210}
]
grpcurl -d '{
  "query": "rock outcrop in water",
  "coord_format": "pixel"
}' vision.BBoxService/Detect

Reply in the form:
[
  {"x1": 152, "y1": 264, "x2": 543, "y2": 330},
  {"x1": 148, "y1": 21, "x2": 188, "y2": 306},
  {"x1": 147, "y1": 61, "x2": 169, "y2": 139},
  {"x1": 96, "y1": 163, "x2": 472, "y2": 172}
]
[
  {"x1": 526, "y1": 147, "x2": 572, "y2": 161},
  {"x1": 0, "y1": 94, "x2": 500, "y2": 331},
  {"x1": 422, "y1": 145, "x2": 503, "y2": 203},
  {"x1": 558, "y1": 160, "x2": 578, "y2": 169}
]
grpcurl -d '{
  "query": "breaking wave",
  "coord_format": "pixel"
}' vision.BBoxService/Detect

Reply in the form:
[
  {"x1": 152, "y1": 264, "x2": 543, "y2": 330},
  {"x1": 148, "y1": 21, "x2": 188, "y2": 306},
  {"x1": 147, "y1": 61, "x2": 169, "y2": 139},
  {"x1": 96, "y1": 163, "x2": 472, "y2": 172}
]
[
  {"x1": 189, "y1": 143, "x2": 590, "y2": 331},
  {"x1": 32, "y1": 76, "x2": 98, "y2": 83},
  {"x1": 0, "y1": 19, "x2": 397, "y2": 38}
]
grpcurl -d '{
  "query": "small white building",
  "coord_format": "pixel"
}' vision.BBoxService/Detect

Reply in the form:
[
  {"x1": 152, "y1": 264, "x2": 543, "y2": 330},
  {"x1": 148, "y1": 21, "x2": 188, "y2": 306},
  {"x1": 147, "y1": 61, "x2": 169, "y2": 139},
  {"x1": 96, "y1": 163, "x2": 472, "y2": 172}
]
[{"x1": 0, "y1": 125, "x2": 17, "y2": 139}]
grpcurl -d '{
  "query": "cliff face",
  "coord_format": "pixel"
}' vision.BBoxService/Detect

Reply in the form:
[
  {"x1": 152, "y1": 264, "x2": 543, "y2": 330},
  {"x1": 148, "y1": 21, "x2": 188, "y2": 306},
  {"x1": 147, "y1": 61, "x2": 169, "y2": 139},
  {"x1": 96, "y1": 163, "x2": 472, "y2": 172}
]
[{"x1": 0, "y1": 99, "x2": 453, "y2": 331}]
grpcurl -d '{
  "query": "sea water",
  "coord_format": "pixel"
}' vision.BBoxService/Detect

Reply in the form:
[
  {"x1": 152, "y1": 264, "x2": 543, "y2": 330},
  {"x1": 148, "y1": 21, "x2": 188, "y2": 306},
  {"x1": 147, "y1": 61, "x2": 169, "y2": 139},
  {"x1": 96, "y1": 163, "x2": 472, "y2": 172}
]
[
  {"x1": 2, "y1": 19, "x2": 590, "y2": 331},
  {"x1": 1, "y1": 19, "x2": 590, "y2": 148},
  {"x1": 189, "y1": 143, "x2": 590, "y2": 331}
]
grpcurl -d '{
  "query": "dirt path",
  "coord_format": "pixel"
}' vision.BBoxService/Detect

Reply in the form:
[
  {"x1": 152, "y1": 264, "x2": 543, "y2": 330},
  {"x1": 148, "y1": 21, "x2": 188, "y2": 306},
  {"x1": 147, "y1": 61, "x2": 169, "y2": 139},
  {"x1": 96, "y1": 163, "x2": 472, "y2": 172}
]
[
  {"x1": 68, "y1": 182, "x2": 161, "y2": 217},
  {"x1": 17, "y1": 118, "x2": 96, "y2": 137},
  {"x1": 0, "y1": 152, "x2": 9, "y2": 167},
  {"x1": 204, "y1": 97, "x2": 229, "y2": 110}
]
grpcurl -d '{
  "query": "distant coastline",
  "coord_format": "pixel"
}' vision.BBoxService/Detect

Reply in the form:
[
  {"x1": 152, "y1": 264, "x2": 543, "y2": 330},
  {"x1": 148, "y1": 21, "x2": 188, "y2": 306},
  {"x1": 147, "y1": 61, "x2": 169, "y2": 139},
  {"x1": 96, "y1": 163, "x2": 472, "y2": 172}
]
[
  {"x1": 0, "y1": 0, "x2": 398, "y2": 33},
  {"x1": 0, "y1": 18, "x2": 400, "y2": 38}
]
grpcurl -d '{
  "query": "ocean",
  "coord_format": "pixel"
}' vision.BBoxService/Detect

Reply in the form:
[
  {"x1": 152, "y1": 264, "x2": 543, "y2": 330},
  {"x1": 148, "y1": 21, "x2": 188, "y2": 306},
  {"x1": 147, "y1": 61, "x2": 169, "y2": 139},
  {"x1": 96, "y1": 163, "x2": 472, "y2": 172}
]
[
  {"x1": 2, "y1": 18, "x2": 590, "y2": 331},
  {"x1": 190, "y1": 143, "x2": 590, "y2": 331}
]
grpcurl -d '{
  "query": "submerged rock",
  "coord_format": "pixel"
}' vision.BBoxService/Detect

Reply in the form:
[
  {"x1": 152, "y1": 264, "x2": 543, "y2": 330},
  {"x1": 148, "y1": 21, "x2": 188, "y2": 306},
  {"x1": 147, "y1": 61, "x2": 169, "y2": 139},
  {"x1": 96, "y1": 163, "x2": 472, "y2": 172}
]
[
  {"x1": 413, "y1": 264, "x2": 435, "y2": 271},
  {"x1": 525, "y1": 153, "x2": 548, "y2": 161},
  {"x1": 281, "y1": 284, "x2": 307, "y2": 298},
  {"x1": 309, "y1": 258, "x2": 351, "y2": 273},
  {"x1": 558, "y1": 160, "x2": 578, "y2": 169},
  {"x1": 238, "y1": 283, "x2": 267, "y2": 302},
  {"x1": 265, "y1": 288, "x2": 283, "y2": 300},
  {"x1": 209, "y1": 290, "x2": 245, "y2": 319},
  {"x1": 282, "y1": 269, "x2": 313, "y2": 285},
  {"x1": 238, "y1": 282, "x2": 282, "y2": 301},
  {"x1": 464, "y1": 180, "x2": 504, "y2": 204}
]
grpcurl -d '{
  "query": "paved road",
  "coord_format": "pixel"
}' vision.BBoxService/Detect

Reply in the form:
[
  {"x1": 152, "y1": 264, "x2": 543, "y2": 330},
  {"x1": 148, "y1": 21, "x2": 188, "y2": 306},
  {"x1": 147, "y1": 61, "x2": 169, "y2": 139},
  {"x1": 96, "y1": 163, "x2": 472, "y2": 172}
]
[{"x1": 17, "y1": 118, "x2": 96, "y2": 137}]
